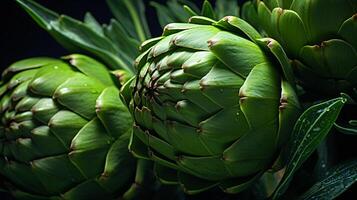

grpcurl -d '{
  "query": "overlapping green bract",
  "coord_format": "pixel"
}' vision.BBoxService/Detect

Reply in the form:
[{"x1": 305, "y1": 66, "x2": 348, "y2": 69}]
[
  {"x1": 130, "y1": 15, "x2": 301, "y2": 194},
  {"x1": 242, "y1": 0, "x2": 357, "y2": 96},
  {"x1": 0, "y1": 55, "x2": 155, "y2": 200}
]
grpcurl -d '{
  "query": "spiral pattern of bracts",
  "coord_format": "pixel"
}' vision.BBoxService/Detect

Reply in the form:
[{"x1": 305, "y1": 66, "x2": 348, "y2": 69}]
[
  {"x1": 0, "y1": 55, "x2": 152, "y2": 199},
  {"x1": 242, "y1": 0, "x2": 357, "y2": 96},
  {"x1": 130, "y1": 16, "x2": 301, "y2": 193}
]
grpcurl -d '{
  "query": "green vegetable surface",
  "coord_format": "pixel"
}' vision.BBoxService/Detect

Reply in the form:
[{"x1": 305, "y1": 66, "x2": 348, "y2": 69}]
[
  {"x1": 0, "y1": 55, "x2": 156, "y2": 200},
  {"x1": 130, "y1": 15, "x2": 301, "y2": 194},
  {"x1": 242, "y1": 0, "x2": 357, "y2": 97}
]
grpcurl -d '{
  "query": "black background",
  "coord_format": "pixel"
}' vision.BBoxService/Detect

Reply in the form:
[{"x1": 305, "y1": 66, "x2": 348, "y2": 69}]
[
  {"x1": 0, "y1": 0, "x2": 355, "y2": 199},
  {"x1": 0, "y1": 0, "x2": 202, "y2": 69}
]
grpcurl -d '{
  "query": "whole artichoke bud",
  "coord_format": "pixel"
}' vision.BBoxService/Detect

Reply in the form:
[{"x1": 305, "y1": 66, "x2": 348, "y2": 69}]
[
  {"x1": 130, "y1": 16, "x2": 301, "y2": 194},
  {"x1": 242, "y1": 0, "x2": 357, "y2": 97},
  {"x1": 0, "y1": 55, "x2": 155, "y2": 199}
]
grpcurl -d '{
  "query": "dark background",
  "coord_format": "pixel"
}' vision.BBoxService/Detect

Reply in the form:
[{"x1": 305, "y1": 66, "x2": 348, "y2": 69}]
[
  {"x1": 0, "y1": 0, "x2": 355, "y2": 199},
  {"x1": 1, "y1": 0, "x2": 204, "y2": 69}
]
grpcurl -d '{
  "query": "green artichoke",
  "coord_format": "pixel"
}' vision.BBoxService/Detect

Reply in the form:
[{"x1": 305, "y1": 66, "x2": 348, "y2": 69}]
[
  {"x1": 0, "y1": 55, "x2": 155, "y2": 200},
  {"x1": 130, "y1": 16, "x2": 301, "y2": 194},
  {"x1": 242, "y1": 0, "x2": 357, "y2": 97}
]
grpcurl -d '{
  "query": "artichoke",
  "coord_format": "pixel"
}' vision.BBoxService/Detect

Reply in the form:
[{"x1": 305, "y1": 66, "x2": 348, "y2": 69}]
[
  {"x1": 242, "y1": 0, "x2": 357, "y2": 97},
  {"x1": 0, "y1": 55, "x2": 155, "y2": 200},
  {"x1": 130, "y1": 16, "x2": 301, "y2": 194}
]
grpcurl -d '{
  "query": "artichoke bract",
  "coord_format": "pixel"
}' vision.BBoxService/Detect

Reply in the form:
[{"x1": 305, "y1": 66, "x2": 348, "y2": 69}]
[
  {"x1": 242, "y1": 0, "x2": 357, "y2": 96},
  {"x1": 130, "y1": 16, "x2": 301, "y2": 194},
  {"x1": 0, "y1": 55, "x2": 154, "y2": 200}
]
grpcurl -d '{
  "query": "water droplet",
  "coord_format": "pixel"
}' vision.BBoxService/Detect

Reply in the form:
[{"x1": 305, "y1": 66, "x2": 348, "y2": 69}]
[
  {"x1": 313, "y1": 127, "x2": 321, "y2": 132},
  {"x1": 317, "y1": 109, "x2": 324, "y2": 113},
  {"x1": 321, "y1": 164, "x2": 326, "y2": 168}
]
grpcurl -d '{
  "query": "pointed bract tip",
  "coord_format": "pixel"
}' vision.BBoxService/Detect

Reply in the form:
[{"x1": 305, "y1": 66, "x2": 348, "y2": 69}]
[
  {"x1": 223, "y1": 16, "x2": 234, "y2": 22},
  {"x1": 266, "y1": 38, "x2": 275, "y2": 48},
  {"x1": 352, "y1": 13, "x2": 357, "y2": 19},
  {"x1": 207, "y1": 39, "x2": 218, "y2": 48}
]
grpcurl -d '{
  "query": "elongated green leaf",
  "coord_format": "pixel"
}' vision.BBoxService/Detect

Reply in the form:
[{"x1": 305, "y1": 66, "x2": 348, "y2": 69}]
[
  {"x1": 272, "y1": 96, "x2": 347, "y2": 199},
  {"x1": 106, "y1": 0, "x2": 150, "y2": 42},
  {"x1": 51, "y1": 15, "x2": 135, "y2": 74},
  {"x1": 84, "y1": 12, "x2": 104, "y2": 37},
  {"x1": 150, "y1": 0, "x2": 199, "y2": 28},
  {"x1": 16, "y1": 0, "x2": 149, "y2": 75},
  {"x1": 183, "y1": 5, "x2": 199, "y2": 17},
  {"x1": 201, "y1": 0, "x2": 216, "y2": 19},
  {"x1": 333, "y1": 93, "x2": 357, "y2": 135},
  {"x1": 334, "y1": 122, "x2": 357, "y2": 135},
  {"x1": 215, "y1": 0, "x2": 239, "y2": 19},
  {"x1": 298, "y1": 159, "x2": 357, "y2": 200},
  {"x1": 313, "y1": 139, "x2": 330, "y2": 180},
  {"x1": 15, "y1": 0, "x2": 58, "y2": 29},
  {"x1": 151, "y1": 2, "x2": 179, "y2": 28}
]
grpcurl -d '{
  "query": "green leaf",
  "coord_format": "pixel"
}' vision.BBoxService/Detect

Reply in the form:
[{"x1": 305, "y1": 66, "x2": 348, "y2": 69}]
[
  {"x1": 201, "y1": 0, "x2": 216, "y2": 20},
  {"x1": 106, "y1": 0, "x2": 150, "y2": 42},
  {"x1": 103, "y1": 20, "x2": 141, "y2": 63},
  {"x1": 313, "y1": 139, "x2": 330, "y2": 180},
  {"x1": 16, "y1": 0, "x2": 145, "y2": 75},
  {"x1": 298, "y1": 159, "x2": 357, "y2": 200},
  {"x1": 183, "y1": 5, "x2": 199, "y2": 17},
  {"x1": 272, "y1": 96, "x2": 347, "y2": 199},
  {"x1": 166, "y1": 0, "x2": 193, "y2": 23},
  {"x1": 150, "y1": 0, "x2": 199, "y2": 28},
  {"x1": 333, "y1": 93, "x2": 357, "y2": 135},
  {"x1": 52, "y1": 16, "x2": 135, "y2": 73},
  {"x1": 334, "y1": 122, "x2": 357, "y2": 135},
  {"x1": 215, "y1": 0, "x2": 239, "y2": 19},
  {"x1": 83, "y1": 12, "x2": 104, "y2": 37},
  {"x1": 151, "y1": 2, "x2": 179, "y2": 28},
  {"x1": 15, "y1": 0, "x2": 58, "y2": 29}
]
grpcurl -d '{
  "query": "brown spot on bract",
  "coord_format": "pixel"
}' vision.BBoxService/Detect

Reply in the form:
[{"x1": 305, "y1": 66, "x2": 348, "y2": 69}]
[
  {"x1": 101, "y1": 172, "x2": 109, "y2": 178},
  {"x1": 266, "y1": 39, "x2": 275, "y2": 48},
  {"x1": 196, "y1": 127, "x2": 202, "y2": 133},
  {"x1": 175, "y1": 102, "x2": 182, "y2": 111},
  {"x1": 95, "y1": 105, "x2": 102, "y2": 113},
  {"x1": 223, "y1": 16, "x2": 230, "y2": 22},
  {"x1": 207, "y1": 40, "x2": 217, "y2": 48},
  {"x1": 279, "y1": 102, "x2": 288, "y2": 110},
  {"x1": 352, "y1": 13, "x2": 357, "y2": 20},
  {"x1": 239, "y1": 90, "x2": 247, "y2": 103},
  {"x1": 277, "y1": 8, "x2": 284, "y2": 15},
  {"x1": 279, "y1": 96, "x2": 288, "y2": 110}
]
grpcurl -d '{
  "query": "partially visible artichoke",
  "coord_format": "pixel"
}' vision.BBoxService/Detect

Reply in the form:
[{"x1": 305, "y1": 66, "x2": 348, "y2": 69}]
[
  {"x1": 242, "y1": 0, "x2": 357, "y2": 97},
  {"x1": 130, "y1": 16, "x2": 301, "y2": 194},
  {"x1": 0, "y1": 55, "x2": 155, "y2": 200}
]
